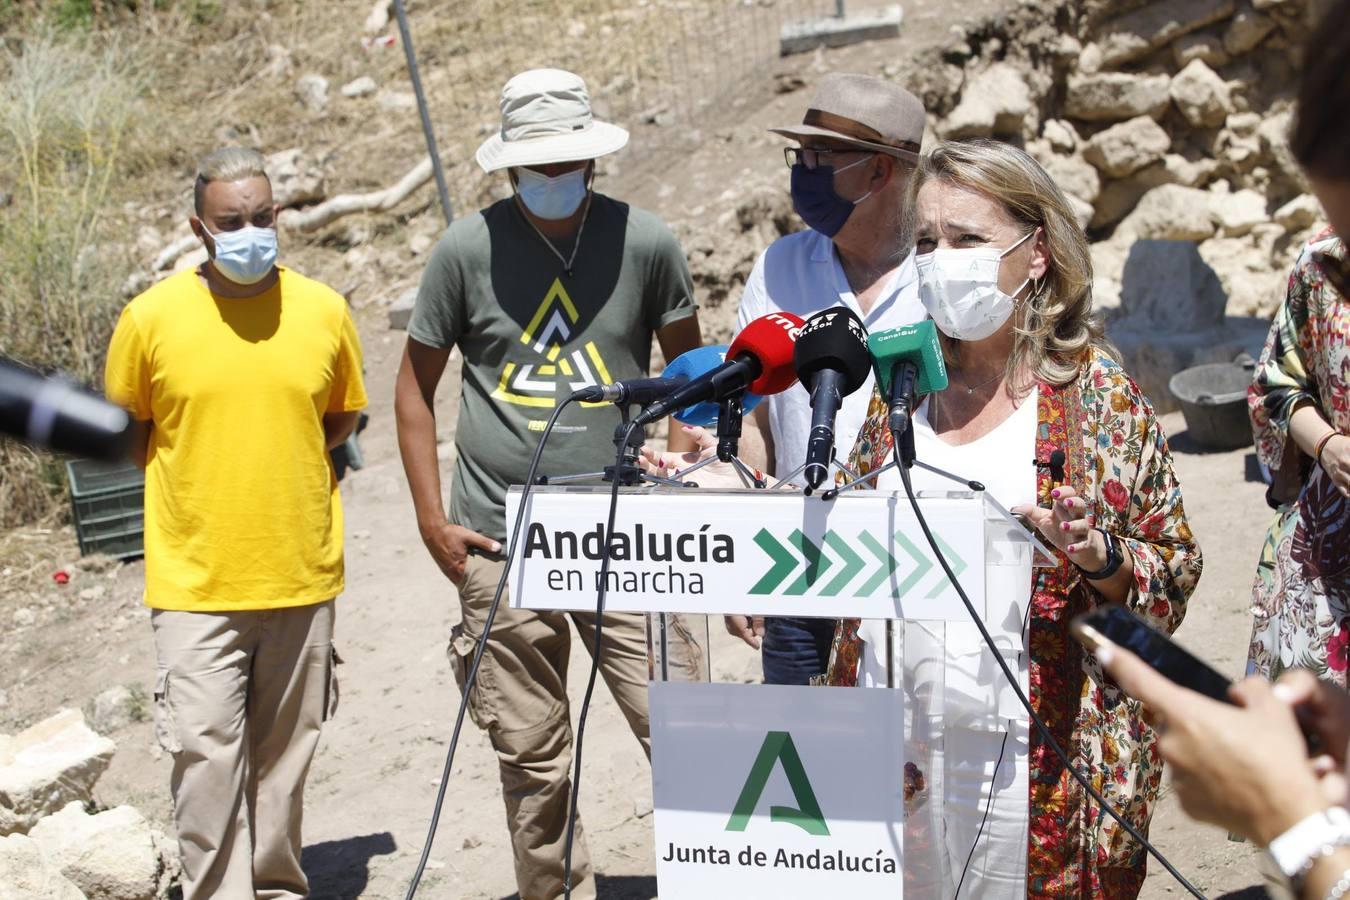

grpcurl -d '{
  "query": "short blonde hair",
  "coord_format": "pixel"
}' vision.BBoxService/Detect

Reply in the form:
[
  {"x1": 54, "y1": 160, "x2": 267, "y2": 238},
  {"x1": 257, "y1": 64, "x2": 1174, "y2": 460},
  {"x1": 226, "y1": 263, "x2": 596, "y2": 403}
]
[
  {"x1": 194, "y1": 147, "x2": 269, "y2": 216},
  {"x1": 910, "y1": 139, "x2": 1113, "y2": 388}
]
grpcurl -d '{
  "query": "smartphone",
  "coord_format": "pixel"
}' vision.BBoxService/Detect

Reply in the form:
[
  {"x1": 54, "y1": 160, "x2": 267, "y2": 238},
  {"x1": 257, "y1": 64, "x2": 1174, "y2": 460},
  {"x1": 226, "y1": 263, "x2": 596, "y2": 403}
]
[{"x1": 1071, "y1": 604, "x2": 1233, "y2": 704}]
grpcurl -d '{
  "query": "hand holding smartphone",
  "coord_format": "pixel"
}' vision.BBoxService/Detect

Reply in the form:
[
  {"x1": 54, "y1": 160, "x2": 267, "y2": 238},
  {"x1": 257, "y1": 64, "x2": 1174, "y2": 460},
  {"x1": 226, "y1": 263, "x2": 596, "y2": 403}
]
[
  {"x1": 1071, "y1": 604, "x2": 1233, "y2": 703},
  {"x1": 1071, "y1": 604, "x2": 1325, "y2": 754}
]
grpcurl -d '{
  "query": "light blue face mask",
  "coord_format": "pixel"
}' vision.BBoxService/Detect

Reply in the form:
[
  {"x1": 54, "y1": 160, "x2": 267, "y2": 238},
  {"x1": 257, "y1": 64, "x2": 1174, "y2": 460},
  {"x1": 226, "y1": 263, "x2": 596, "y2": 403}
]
[
  {"x1": 514, "y1": 166, "x2": 589, "y2": 220},
  {"x1": 202, "y1": 224, "x2": 278, "y2": 285}
]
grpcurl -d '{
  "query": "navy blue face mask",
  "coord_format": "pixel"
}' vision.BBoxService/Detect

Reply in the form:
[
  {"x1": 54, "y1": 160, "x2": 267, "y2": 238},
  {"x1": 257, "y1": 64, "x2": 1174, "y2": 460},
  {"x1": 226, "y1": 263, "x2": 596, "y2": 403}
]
[{"x1": 790, "y1": 158, "x2": 875, "y2": 238}]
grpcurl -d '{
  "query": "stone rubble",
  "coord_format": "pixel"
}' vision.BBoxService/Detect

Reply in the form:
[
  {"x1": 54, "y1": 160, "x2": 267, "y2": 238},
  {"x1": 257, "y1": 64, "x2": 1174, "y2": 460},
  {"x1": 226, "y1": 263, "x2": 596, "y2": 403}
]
[{"x1": 0, "y1": 710, "x2": 115, "y2": 836}]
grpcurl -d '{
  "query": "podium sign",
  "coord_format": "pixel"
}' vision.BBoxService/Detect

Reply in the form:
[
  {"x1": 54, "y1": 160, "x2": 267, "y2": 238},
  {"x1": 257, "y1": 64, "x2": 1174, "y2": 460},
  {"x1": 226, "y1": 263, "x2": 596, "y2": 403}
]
[
  {"x1": 650, "y1": 682, "x2": 904, "y2": 899},
  {"x1": 505, "y1": 486, "x2": 992, "y2": 621}
]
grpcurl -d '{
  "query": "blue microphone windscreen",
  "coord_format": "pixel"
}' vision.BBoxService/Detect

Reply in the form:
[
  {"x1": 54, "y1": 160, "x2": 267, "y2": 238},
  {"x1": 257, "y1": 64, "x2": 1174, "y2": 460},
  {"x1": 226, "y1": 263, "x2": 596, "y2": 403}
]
[
  {"x1": 868, "y1": 321, "x2": 950, "y2": 396},
  {"x1": 662, "y1": 345, "x2": 764, "y2": 426}
]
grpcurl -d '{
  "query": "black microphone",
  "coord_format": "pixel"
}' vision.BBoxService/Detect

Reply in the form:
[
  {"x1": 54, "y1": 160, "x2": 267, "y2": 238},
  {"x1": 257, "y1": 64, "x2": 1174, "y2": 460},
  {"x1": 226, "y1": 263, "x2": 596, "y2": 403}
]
[
  {"x1": 793, "y1": 308, "x2": 871, "y2": 490},
  {"x1": 0, "y1": 356, "x2": 132, "y2": 461},
  {"x1": 571, "y1": 376, "x2": 687, "y2": 406},
  {"x1": 1035, "y1": 449, "x2": 1066, "y2": 483}
]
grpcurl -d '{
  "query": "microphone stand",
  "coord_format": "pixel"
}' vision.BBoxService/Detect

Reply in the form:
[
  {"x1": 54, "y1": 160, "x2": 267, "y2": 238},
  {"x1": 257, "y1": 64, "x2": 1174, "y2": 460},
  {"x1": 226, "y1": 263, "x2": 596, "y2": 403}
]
[
  {"x1": 768, "y1": 454, "x2": 859, "y2": 492},
  {"x1": 671, "y1": 392, "x2": 767, "y2": 489},
  {"x1": 820, "y1": 400, "x2": 987, "y2": 500},
  {"x1": 534, "y1": 404, "x2": 691, "y2": 488}
]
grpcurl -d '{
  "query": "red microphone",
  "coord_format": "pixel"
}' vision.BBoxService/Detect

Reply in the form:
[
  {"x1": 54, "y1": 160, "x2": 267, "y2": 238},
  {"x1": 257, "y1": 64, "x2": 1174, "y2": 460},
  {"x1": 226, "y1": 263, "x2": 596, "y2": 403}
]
[{"x1": 631, "y1": 312, "x2": 804, "y2": 427}]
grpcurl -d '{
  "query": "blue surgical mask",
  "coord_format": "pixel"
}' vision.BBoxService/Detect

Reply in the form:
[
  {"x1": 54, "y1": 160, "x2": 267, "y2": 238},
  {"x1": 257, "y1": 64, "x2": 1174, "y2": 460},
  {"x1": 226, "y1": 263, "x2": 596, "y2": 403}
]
[
  {"x1": 515, "y1": 167, "x2": 589, "y2": 220},
  {"x1": 789, "y1": 157, "x2": 874, "y2": 238},
  {"x1": 202, "y1": 224, "x2": 278, "y2": 285}
]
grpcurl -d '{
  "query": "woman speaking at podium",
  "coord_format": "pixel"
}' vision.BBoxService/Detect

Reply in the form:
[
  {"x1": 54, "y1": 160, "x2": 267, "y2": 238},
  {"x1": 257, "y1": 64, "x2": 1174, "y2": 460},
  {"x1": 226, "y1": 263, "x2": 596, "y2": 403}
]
[{"x1": 825, "y1": 140, "x2": 1202, "y2": 898}]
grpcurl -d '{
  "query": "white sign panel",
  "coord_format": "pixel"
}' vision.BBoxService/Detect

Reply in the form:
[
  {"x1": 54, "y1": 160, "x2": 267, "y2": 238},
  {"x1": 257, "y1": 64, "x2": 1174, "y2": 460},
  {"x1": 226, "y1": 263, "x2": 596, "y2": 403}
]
[
  {"x1": 504, "y1": 487, "x2": 987, "y2": 621},
  {"x1": 650, "y1": 682, "x2": 904, "y2": 899}
]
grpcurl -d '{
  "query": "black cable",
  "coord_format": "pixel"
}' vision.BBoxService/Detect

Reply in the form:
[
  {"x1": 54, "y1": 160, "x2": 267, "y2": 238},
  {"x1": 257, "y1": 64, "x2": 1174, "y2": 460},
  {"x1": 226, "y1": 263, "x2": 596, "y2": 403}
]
[
  {"x1": 894, "y1": 458, "x2": 1206, "y2": 899},
  {"x1": 403, "y1": 398, "x2": 574, "y2": 900},
  {"x1": 562, "y1": 419, "x2": 640, "y2": 899},
  {"x1": 954, "y1": 730, "x2": 1009, "y2": 899}
]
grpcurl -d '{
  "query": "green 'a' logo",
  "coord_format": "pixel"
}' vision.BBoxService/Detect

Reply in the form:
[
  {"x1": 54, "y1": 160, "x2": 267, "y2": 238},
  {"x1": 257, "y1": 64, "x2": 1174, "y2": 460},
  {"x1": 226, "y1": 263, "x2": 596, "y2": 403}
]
[{"x1": 725, "y1": 731, "x2": 829, "y2": 836}]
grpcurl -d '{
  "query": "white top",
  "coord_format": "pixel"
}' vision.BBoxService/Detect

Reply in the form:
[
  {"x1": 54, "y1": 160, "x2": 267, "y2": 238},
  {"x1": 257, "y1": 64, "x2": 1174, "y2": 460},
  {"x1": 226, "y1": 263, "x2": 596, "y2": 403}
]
[
  {"x1": 862, "y1": 388, "x2": 1040, "y2": 694},
  {"x1": 735, "y1": 228, "x2": 923, "y2": 480},
  {"x1": 860, "y1": 389, "x2": 1040, "y2": 899}
]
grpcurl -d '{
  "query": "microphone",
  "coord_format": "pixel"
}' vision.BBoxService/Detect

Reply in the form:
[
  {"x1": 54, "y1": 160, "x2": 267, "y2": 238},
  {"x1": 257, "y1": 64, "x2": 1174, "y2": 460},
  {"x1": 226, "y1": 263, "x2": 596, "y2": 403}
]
[
  {"x1": 660, "y1": 345, "x2": 764, "y2": 427},
  {"x1": 868, "y1": 320, "x2": 949, "y2": 440},
  {"x1": 0, "y1": 356, "x2": 132, "y2": 462},
  {"x1": 1035, "y1": 449, "x2": 1066, "y2": 483},
  {"x1": 793, "y1": 308, "x2": 871, "y2": 490},
  {"x1": 571, "y1": 376, "x2": 687, "y2": 406},
  {"x1": 631, "y1": 312, "x2": 804, "y2": 428}
]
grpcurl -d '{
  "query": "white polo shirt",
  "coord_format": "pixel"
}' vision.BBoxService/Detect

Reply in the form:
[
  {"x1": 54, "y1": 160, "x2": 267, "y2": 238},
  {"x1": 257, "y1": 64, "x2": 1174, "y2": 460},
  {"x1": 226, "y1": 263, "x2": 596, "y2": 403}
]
[{"x1": 735, "y1": 227, "x2": 924, "y2": 480}]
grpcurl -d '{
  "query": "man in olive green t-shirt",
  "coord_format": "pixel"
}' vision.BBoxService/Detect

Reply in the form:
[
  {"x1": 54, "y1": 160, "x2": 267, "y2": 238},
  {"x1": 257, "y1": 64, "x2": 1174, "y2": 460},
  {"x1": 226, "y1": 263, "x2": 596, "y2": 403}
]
[{"x1": 394, "y1": 68, "x2": 701, "y2": 900}]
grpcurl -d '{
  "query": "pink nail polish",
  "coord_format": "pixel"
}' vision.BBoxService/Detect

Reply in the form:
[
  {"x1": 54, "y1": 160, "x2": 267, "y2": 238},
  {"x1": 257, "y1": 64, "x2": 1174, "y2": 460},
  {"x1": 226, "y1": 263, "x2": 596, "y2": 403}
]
[{"x1": 1051, "y1": 489, "x2": 1061, "y2": 498}]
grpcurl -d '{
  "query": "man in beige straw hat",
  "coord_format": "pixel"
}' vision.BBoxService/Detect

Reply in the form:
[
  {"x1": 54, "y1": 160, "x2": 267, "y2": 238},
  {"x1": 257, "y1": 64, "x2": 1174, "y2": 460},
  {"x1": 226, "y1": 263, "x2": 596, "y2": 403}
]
[
  {"x1": 395, "y1": 67, "x2": 701, "y2": 900},
  {"x1": 730, "y1": 73, "x2": 928, "y2": 685}
]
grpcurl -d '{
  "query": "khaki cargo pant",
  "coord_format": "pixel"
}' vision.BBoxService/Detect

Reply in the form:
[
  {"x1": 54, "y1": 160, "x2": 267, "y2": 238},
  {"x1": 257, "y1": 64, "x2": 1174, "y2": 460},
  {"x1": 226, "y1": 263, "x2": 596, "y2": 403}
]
[
  {"x1": 450, "y1": 554, "x2": 651, "y2": 900},
  {"x1": 151, "y1": 601, "x2": 338, "y2": 900}
]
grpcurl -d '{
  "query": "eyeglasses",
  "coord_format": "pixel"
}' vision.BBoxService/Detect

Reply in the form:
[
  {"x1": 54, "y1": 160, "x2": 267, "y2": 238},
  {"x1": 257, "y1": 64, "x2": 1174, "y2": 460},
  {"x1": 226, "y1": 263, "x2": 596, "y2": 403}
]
[
  {"x1": 783, "y1": 146, "x2": 875, "y2": 171},
  {"x1": 1313, "y1": 249, "x2": 1350, "y2": 299}
]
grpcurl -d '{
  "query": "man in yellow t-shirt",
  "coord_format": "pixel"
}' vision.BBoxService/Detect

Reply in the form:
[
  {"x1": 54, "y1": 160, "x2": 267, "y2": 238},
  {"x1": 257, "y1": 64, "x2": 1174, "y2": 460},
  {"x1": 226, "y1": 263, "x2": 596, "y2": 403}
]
[{"x1": 104, "y1": 147, "x2": 366, "y2": 900}]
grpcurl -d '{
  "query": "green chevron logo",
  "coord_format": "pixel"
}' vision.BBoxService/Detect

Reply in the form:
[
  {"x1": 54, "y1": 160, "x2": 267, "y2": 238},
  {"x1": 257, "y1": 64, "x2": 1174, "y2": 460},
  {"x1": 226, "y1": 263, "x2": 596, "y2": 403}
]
[{"x1": 747, "y1": 528, "x2": 961, "y2": 598}]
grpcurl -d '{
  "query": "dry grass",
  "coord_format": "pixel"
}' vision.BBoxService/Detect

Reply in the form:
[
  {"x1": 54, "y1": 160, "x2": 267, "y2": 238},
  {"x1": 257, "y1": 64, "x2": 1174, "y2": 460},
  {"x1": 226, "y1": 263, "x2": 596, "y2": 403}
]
[{"x1": 0, "y1": 27, "x2": 148, "y2": 527}]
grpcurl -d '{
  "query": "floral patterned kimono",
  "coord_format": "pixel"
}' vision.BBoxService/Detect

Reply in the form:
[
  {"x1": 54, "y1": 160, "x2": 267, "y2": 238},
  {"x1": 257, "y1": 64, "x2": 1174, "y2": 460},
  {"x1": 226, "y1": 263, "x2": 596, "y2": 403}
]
[
  {"x1": 826, "y1": 349, "x2": 1202, "y2": 897},
  {"x1": 1248, "y1": 231, "x2": 1350, "y2": 683}
]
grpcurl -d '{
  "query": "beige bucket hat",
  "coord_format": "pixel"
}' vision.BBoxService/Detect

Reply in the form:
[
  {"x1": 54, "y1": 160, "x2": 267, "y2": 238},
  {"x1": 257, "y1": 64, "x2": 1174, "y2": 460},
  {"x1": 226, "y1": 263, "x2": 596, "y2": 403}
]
[
  {"x1": 475, "y1": 68, "x2": 629, "y2": 173},
  {"x1": 771, "y1": 73, "x2": 925, "y2": 163}
]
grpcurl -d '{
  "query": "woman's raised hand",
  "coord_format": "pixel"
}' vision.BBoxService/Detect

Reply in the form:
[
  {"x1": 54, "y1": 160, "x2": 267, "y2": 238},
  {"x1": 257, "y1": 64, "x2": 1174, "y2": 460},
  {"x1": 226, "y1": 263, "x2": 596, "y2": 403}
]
[{"x1": 1012, "y1": 486, "x2": 1109, "y2": 572}]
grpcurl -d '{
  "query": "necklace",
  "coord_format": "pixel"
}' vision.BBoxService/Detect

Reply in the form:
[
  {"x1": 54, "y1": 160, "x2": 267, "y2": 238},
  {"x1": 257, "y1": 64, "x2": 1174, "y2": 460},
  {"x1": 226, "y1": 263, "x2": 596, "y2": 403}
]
[
  {"x1": 520, "y1": 192, "x2": 593, "y2": 278},
  {"x1": 955, "y1": 367, "x2": 1005, "y2": 395}
]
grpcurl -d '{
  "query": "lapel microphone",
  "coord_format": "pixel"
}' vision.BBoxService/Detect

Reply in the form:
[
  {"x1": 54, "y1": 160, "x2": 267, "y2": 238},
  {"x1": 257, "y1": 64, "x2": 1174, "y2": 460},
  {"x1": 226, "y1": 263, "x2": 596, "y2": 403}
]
[{"x1": 1035, "y1": 449, "x2": 1067, "y2": 484}]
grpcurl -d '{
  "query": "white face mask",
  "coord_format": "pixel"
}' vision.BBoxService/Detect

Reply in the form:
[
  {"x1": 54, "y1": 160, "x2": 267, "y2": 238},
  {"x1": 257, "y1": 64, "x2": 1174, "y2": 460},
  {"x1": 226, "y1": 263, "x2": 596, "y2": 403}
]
[
  {"x1": 915, "y1": 230, "x2": 1036, "y2": 342},
  {"x1": 201, "y1": 223, "x2": 279, "y2": 285},
  {"x1": 514, "y1": 166, "x2": 589, "y2": 219}
]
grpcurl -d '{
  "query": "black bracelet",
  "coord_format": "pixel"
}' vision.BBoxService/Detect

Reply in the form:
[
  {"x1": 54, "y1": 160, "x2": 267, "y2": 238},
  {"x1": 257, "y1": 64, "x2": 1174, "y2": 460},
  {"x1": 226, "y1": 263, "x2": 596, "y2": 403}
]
[{"x1": 1077, "y1": 528, "x2": 1124, "y2": 580}]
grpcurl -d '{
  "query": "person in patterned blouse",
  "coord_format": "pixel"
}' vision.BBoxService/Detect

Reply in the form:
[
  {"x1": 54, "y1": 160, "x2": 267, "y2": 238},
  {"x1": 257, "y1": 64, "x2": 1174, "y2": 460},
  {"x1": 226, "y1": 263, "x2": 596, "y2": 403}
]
[
  {"x1": 1246, "y1": 0, "x2": 1350, "y2": 695},
  {"x1": 824, "y1": 140, "x2": 1202, "y2": 898}
]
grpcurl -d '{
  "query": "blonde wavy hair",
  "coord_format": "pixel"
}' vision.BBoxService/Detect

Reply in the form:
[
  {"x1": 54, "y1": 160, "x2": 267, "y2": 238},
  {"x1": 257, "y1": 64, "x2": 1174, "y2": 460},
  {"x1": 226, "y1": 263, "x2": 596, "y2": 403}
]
[{"x1": 909, "y1": 139, "x2": 1115, "y2": 388}]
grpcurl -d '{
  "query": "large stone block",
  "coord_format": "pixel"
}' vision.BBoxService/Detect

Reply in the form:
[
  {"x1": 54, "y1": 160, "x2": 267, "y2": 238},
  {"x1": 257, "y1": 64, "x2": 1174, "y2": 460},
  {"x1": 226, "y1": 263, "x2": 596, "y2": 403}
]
[
  {"x1": 29, "y1": 803, "x2": 174, "y2": 900},
  {"x1": 0, "y1": 710, "x2": 115, "y2": 836},
  {"x1": 1065, "y1": 73, "x2": 1171, "y2": 122},
  {"x1": 1083, "y1": 116, "x2": 1172, "y2": 178},
  {"x1": 1107, "y1": 239, "x2": 1270, "y2": 411},
  {"x1": 1038, "y1": 149, "x2": 1102, "y2": 204},
  {"x1": 1096, "y1": 0, "x2": 1238, "y2": 67},
  {"x1": 1091, "y1": 162, "x2": 1179, "y2": 230},
  {"x1": 1274, "y1": 194, "x2": 1323, "y2": 231},
  {"x1": 1115, "y1": 184, "x2": 1218, "y2": 241},
  {"x1": 1169, "y1": 59, "x2": 1234, "y2": 128},
  {"x1": 1208, "y1": 187, "x2": 1269, "y2": 237},
  {"x1": 0, "y1": 833, "x2": 87, "y2": 900},
  {"x1": 939, "y1": 63, "x2": 1033, "y2": 139}
]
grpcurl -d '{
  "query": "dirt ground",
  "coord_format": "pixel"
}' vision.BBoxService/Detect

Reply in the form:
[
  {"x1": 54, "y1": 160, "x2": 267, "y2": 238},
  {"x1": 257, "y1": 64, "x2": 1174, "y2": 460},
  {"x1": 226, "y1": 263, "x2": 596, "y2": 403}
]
[{"x1": 0, "y1": 16, "x2": 1285, "y2": 900}]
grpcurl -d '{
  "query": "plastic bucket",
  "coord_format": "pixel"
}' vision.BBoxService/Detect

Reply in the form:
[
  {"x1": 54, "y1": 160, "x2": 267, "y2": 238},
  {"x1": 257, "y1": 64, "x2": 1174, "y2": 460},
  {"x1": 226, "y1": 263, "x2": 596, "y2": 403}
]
[{"x1": 1168, "y1": 362, "x2": 1254, "y2": 451}]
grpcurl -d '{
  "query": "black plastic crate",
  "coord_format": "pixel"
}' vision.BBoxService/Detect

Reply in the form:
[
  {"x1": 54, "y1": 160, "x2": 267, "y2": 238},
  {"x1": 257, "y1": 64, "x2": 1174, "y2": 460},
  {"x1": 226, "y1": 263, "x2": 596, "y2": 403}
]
[{"x1": 66, "y1": 460, "x2": 145, "y2": 560}]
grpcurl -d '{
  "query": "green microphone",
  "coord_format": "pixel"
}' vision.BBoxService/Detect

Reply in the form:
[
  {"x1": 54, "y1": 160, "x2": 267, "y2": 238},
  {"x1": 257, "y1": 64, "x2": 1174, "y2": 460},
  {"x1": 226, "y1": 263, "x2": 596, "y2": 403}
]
[{"x1": 867, "y1": 320, "x2": 949, "y2": 443}]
